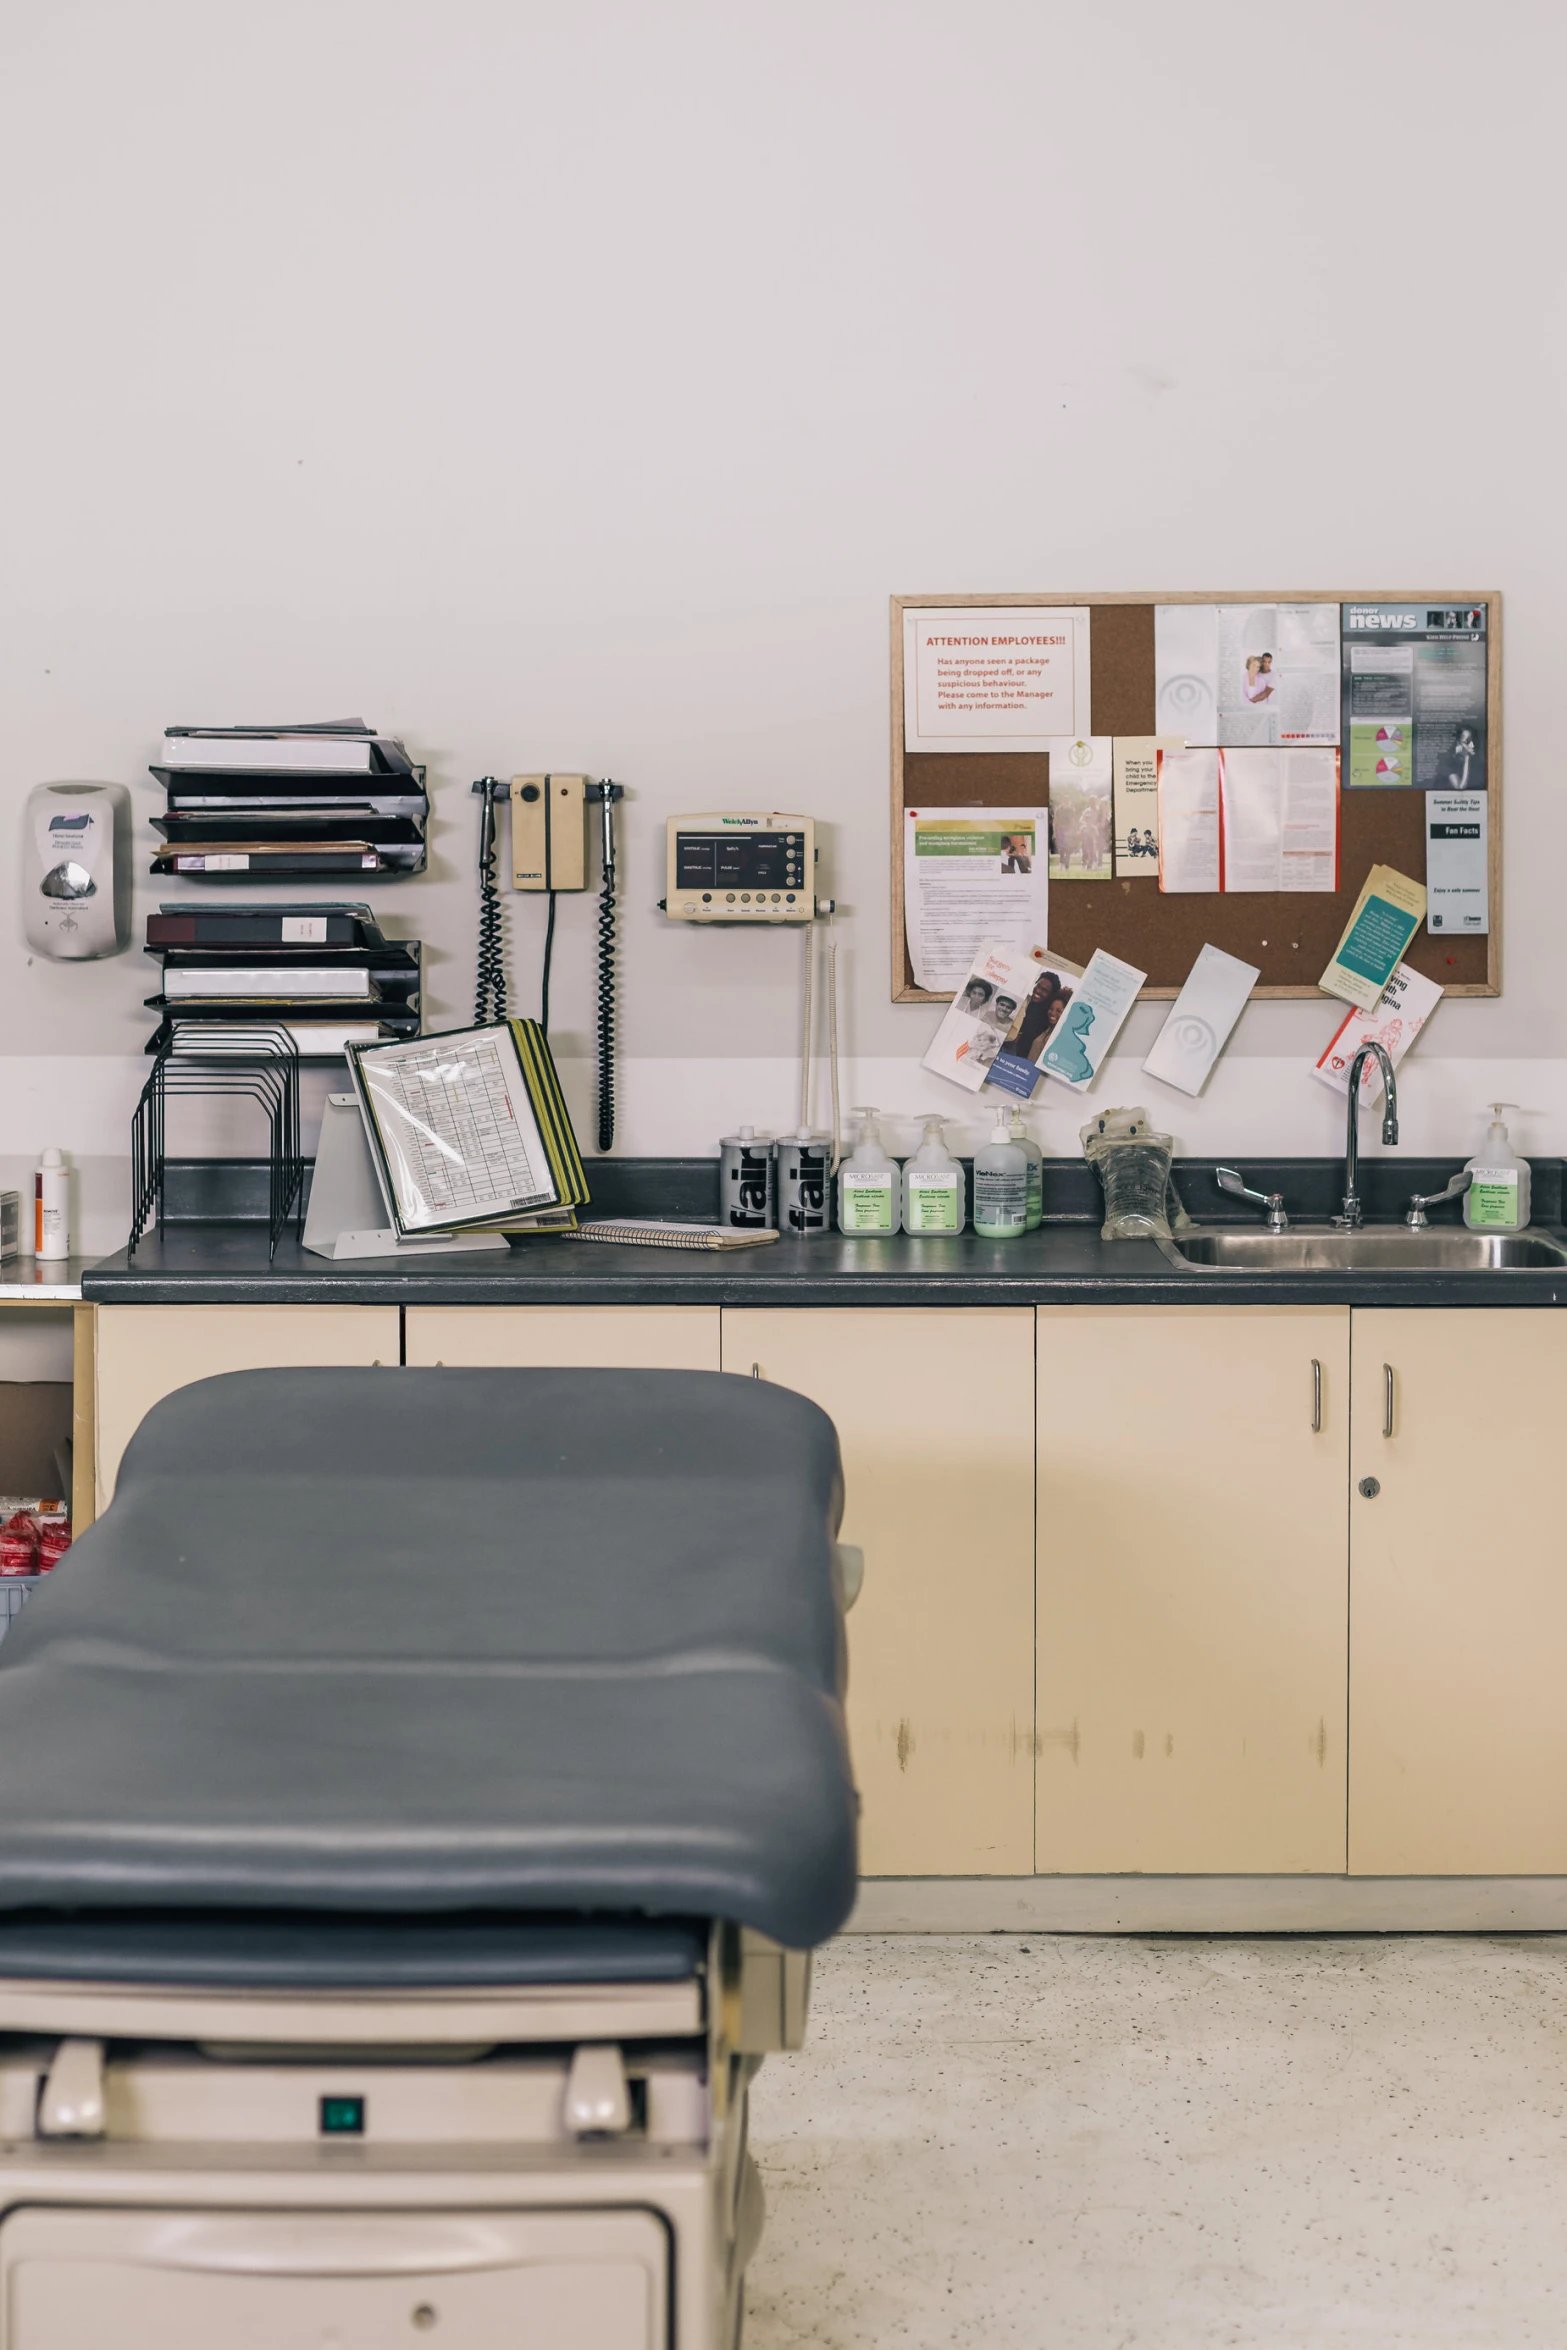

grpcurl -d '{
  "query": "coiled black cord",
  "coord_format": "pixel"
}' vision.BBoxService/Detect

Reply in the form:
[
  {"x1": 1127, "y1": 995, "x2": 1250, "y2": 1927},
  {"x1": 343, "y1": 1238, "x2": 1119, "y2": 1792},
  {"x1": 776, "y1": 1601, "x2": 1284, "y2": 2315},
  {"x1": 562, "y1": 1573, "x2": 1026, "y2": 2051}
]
[
  {"x1": 596, "y1": 864, "x2": 617, "y2": 1151},
  {"x1": 473, "y1": 780, "x2": 508, "y2": 1026},
  {"x1": 539, "y1": 889, "x2": 557, "y2": 1036}
]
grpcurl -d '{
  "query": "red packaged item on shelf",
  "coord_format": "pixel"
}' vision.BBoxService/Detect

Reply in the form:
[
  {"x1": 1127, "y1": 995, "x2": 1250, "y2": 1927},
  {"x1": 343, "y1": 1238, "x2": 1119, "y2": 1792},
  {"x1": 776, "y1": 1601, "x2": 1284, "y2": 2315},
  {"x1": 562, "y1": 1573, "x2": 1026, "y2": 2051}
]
[
  {"x1": 34, "y1": 1516, "x2": 71, "y2": 1573},
  {"x1": 0, "y1": 1515, "x2": 38, "y2": 1577}
]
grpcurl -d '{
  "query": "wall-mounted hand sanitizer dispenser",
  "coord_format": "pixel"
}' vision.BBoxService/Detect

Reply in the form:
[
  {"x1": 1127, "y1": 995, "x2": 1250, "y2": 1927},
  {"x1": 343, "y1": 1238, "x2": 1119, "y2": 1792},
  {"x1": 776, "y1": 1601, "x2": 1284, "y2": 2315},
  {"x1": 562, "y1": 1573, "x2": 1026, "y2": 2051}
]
[{"x1": 24, "y1": 783, "x2": 131, "y2": 959}]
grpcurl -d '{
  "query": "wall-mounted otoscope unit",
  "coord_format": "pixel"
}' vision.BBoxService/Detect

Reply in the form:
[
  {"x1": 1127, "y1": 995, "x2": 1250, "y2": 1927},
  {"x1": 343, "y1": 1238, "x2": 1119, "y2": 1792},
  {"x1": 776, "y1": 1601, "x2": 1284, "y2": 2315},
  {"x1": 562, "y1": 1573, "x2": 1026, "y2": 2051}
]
[{"x1": 471, "y1": 773, "x2": 624, "y2": 1151}]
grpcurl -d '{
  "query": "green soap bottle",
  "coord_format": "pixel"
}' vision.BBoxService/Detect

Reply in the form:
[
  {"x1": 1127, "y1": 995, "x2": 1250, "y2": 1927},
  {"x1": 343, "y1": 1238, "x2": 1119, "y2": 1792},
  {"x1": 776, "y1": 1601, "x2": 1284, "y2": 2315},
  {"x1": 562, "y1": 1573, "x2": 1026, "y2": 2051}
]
[
  {"x1": 1463, "y1": 1103, "x2": 1531, "y2": 1230},
  {"x1": 837, "y1": 1107, "x2": 901, "y2": 1235},
  {"x1": 903, "y1": 1117, "x2": 965, "y2": 1233}
]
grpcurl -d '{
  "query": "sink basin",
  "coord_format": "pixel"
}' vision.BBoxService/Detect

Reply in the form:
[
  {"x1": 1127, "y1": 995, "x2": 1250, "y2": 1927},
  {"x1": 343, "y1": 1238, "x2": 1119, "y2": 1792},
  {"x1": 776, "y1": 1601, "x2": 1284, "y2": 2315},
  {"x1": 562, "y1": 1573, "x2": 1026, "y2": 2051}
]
[{"x1": 1163, "y1": 1226, "x2": 1567, "y2": 1272}]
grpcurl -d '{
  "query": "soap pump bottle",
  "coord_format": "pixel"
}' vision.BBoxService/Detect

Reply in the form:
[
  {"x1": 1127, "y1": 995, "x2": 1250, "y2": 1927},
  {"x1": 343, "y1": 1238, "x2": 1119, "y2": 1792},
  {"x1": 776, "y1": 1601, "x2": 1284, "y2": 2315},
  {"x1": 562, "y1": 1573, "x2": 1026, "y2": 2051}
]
[
  {"x1": 973, "y1": 1107, "x2": 1028, "y2": 1240},
  {"x1": 838, "y1": 1107, "x2": 901, "y2": 1235},
  {"x1": 1463, "y1": 1103, "x2": 1530, "y2": 1231},
  {"x1": 903, "y1": 1117, "x2": 965, "y2": 1234},
  {"x1": 1008, "y1": 1107, "x2": 1043, "y2": 1230}
]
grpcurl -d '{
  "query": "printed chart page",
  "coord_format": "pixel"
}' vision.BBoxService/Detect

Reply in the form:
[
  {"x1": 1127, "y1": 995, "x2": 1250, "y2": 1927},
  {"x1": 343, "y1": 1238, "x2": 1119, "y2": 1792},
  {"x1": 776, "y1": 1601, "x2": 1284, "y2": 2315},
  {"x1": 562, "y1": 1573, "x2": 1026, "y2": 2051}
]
[{"x1": 359, "y1": 1030, "x2": 553, "y2": 1229}]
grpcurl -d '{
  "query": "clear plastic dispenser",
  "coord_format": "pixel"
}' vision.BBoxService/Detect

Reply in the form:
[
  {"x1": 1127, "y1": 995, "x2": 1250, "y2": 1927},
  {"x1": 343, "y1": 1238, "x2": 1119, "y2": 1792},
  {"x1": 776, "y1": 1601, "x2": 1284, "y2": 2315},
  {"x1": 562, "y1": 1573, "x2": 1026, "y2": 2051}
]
[
  {"x1": 837, "y1": 1107, "x2": 900, "y2": 1235},
  {"x1": 1008, "y1": 1108, "x2": 1043, "y2": 1230},
  {"x1": 903, "y1": 1117, "x2": 965, "y2": 1234},
  {"x1": 1464, "y1": 1103, "x2": 1530, "y2": 1231},
  {"x1": 974, "y1": 1107, "x2": 1028, "y2": 1240},
  {"x1": 1081, "y1": 1106, "x2": 1191, "y2": 1241}
]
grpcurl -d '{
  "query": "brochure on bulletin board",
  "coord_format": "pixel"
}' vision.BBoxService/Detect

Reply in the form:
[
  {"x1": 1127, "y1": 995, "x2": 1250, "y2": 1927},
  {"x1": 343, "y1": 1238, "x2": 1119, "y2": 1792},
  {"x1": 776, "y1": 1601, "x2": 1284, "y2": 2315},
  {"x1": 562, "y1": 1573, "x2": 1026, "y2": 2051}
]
[
  {"x1": 1034, "y1": 949, "x2": 1147, "y2": 1094},
  {"x1": 1318, "y1": 865, "x2": 1426, "y2": 1012},
  {"x1": 1312, "y1": 963, "x2": 1442, "y2": 1102},
  {"x1": 921, "y1": 940, "x2": 1077, "y2": 1095},
  {"x1": 1156, "y1": 748, "x2": 1340, "y2": 893},
  {"x1": 1045, "y1": 737, "x2": 1114, "y2": 881}
]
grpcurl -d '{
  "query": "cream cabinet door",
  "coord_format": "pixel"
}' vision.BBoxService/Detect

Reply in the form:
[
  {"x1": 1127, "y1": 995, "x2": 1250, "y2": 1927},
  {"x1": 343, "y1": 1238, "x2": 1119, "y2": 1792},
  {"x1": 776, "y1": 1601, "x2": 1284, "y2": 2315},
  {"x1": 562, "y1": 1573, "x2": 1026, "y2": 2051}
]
[
  {"x1": 405, "y1": 1306, "x2": 719, "y2": 1371},
  {"x1": 1037, "y1": 1305, "x2": 1350, "y2": 1874},
  {"x1": 1350, "y1": 1307, "x2": 1567, "y2": 1874},
  {"x1": 95, "y1": 1304, "x2": 400, "y2": 1508},
  {"x1": 721, "y1": 1307, "x2": 1035, "y2": 1878}
]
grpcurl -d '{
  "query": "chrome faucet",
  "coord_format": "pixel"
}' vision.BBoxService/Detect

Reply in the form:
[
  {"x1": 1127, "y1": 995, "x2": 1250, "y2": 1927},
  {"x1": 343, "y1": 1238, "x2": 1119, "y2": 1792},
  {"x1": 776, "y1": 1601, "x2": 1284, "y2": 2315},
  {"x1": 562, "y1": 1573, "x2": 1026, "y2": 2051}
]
[{"x1": 1334, "y1": 1042, "x2": 1398, "y2": 1228}]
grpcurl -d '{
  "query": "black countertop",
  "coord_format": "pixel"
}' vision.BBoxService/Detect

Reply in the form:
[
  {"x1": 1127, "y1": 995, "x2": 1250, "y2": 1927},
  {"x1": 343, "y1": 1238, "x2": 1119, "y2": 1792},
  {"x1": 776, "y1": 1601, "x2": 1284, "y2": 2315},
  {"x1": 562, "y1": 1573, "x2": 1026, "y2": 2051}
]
[{"x1": 82, "y1": 1156, "x2": 1567, "y2": 1309}]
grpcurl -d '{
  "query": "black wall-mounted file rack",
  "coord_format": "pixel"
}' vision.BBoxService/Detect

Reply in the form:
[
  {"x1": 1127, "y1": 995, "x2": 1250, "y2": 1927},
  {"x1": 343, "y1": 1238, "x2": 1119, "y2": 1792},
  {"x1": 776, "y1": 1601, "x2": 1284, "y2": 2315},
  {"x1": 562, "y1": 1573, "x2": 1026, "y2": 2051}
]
[
  {"x1": 147, "y1": 750, "x2": 429, "y2": 881},
  {"x1": 141, "y1": 903, "x2": 422, "y2": 1061}
]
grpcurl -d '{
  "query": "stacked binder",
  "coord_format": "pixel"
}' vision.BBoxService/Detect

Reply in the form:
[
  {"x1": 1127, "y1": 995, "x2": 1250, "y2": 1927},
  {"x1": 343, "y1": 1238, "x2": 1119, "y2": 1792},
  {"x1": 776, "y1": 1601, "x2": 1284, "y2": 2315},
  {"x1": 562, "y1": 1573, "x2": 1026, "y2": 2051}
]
[
  {"x1": 144, "y1": 903, "x2": 422, "y2": 1058},
  {"x1": 149, "y1": 719, "x2": 428, "y2": 880}
]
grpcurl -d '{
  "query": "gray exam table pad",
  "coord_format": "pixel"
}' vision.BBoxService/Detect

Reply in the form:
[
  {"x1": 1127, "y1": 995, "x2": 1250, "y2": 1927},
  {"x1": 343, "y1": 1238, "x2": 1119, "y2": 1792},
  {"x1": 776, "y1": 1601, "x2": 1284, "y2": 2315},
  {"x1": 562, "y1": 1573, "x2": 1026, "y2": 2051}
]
[{"x1": 0, "y1": 1367, "x2": 859, "y2": 1957}]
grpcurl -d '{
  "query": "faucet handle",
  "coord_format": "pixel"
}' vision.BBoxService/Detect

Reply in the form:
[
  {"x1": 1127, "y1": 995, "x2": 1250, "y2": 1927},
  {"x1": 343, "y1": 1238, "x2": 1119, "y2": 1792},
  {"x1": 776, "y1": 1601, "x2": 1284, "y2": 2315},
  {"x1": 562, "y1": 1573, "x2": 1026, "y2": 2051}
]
[
  {"x1": 1214, "y1": 1166, "x2": 1289, "y2": 1232},
  {"x1": 1404, "y1": 1169, "x2": 1471, "y2": 1229}
]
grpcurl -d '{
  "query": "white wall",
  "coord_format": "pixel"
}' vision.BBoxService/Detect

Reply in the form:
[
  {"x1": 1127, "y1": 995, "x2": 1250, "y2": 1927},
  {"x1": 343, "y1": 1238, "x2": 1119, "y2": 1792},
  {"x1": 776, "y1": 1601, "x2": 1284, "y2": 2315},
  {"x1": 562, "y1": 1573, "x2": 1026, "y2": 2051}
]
[{"x1": 1, "y1": 0, "x2": 1561, "y2": 1247}]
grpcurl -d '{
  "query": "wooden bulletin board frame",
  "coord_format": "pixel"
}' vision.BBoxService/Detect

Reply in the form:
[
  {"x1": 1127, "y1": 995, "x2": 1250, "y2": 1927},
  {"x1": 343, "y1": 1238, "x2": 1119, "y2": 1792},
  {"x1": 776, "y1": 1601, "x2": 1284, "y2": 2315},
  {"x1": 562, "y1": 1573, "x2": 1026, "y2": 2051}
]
[{"x1": 891, "y1": 591, "x2": 1502, "y2": 1002}]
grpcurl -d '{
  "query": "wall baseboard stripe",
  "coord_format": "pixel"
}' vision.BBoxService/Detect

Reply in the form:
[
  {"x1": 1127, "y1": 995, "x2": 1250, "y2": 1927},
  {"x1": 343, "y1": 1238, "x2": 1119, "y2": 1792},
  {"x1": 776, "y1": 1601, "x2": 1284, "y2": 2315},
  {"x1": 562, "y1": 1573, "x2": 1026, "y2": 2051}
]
[{"x1": 847, "y1": 1876, "x2": 1567, "y2": 1934}]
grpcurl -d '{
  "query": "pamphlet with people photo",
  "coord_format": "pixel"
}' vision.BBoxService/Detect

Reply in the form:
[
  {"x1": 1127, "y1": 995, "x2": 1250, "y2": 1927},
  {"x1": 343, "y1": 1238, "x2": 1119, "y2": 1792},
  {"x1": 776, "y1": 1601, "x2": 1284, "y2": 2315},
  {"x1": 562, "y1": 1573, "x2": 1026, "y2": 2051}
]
[
  {"x1": 986, "y1": 961, "x2": 1086, "y2": 1099},
  {"x1": 924, "y1": 938, "x2": 1147, "y2": 1101},
  {"x1": 921, "y1": 940, "x2": 1079, "y2": 1096}
]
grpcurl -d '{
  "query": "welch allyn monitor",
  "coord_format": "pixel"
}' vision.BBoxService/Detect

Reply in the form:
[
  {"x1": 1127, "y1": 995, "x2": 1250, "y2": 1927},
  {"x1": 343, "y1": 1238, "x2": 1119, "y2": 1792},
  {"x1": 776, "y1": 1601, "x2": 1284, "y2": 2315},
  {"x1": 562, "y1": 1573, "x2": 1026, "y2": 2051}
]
[{"x1": 661, "y1": 813, "x2": 830, "y2": 923}]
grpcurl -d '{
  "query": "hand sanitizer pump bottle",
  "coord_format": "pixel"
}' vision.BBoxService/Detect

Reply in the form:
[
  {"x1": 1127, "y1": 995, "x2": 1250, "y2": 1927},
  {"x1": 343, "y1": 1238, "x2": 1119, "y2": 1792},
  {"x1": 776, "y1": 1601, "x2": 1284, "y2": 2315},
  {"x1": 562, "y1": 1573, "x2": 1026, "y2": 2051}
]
[
  {"x1": 903, "y1": 1117, "x2": 965, "y2": 1234},
  {"x1": 973, "y1": 1107, "x2": 1028, "y2": 1240},
  {"x1": 1464, "y1": 1103, "x2": 1530, "y2": 1230},
  {"x1": 838, "y1": 1107, "x2": 901, "y2": 1235},
  {"x1": 1008, "y1": 1108, "x2": 1043, "y2": 1230}
]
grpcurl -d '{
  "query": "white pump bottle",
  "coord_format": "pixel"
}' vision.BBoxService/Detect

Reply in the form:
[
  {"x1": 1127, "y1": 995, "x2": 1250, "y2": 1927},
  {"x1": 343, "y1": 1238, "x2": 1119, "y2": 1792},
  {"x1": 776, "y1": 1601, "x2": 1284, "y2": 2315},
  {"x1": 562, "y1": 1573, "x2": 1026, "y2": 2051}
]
[
  {"x1": 973, "y1": 1108, "x2": 1028, "y2": 1240},
  {"x1": 838, "y1": 1107, "x2": 901, "y2": 1235},
  {"x1": 903, "y1": 1117, "x2": 965, "y2": 1234},
  {"x1": 1463, "y1": 1103, "x2": 1530, "y2": 1231},
  {"x1": 1007, "y1": 1108, "x2": 1043, "y2": 1230}
]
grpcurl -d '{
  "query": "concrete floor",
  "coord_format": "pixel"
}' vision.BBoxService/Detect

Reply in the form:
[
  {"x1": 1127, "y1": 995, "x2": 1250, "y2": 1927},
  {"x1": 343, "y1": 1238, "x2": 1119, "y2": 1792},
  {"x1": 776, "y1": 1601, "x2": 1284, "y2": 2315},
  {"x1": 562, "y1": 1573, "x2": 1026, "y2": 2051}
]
[{"x1": 744, "y1": 1932, "x2": 1567, "y2": 2348}]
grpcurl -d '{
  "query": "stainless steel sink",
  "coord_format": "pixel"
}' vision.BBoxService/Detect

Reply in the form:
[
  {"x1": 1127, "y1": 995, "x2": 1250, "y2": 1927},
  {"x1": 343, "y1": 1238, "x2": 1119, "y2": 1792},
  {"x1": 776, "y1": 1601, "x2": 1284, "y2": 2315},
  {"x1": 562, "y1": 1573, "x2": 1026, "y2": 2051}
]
[{"x1": 1162, "y1": 1226, "x2": 1567, "y2": 1272}]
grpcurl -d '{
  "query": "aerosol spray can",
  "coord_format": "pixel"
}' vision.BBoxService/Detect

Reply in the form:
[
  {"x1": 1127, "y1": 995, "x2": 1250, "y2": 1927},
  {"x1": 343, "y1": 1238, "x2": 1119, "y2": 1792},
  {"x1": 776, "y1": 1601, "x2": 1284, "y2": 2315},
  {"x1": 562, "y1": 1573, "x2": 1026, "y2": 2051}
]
[
  {"x1": 718, "y1": 1127, "x2": 777, "y2": 1229},
  {"x1": 778, "y1": 1128, "x2": 833, "y2": 1237}
]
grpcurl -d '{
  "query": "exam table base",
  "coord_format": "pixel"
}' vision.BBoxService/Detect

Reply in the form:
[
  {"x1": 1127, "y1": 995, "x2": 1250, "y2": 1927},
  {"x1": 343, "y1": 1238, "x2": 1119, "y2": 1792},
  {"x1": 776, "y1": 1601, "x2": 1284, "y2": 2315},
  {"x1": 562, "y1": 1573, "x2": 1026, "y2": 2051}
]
[{"x1": 0, "y1": 1936, "x2": 804, "y2": 2350}]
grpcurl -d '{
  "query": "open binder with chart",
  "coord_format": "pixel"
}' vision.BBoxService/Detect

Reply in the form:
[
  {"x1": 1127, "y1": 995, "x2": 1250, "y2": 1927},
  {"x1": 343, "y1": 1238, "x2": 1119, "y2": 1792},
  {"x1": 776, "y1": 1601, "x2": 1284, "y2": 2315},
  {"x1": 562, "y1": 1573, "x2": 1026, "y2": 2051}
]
[{"x1": 347, "y1": 1019, "x2": 589, "y2": 1239}]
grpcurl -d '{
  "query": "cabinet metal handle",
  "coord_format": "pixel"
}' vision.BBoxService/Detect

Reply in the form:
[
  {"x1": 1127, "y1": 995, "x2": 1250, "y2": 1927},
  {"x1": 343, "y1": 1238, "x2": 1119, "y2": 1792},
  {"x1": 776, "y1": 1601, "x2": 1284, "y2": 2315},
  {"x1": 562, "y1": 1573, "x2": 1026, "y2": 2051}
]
[
  {"x1": 1383, "y1": 1363, "x2": 1395, "y2": 1439},
  {"x1": 1310, "y1": 1358, "x2": 1322, "y2": 1433}
]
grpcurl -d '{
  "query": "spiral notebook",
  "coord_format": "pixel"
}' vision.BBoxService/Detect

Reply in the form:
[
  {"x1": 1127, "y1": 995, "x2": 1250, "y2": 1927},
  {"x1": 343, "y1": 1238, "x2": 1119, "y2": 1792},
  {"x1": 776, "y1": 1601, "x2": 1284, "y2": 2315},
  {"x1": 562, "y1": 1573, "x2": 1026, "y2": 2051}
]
[{"x1": 556, "y1": 1220, "x2": 780, "y2": 1252}]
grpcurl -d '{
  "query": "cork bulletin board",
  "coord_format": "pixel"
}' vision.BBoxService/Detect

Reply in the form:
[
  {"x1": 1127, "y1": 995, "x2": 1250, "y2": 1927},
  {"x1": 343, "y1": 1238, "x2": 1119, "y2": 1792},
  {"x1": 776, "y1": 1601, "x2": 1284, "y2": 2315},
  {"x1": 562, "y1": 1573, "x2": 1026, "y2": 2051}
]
[{"x1": 890, "y1": 591, "x2": 1502, "y2": 1003}]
